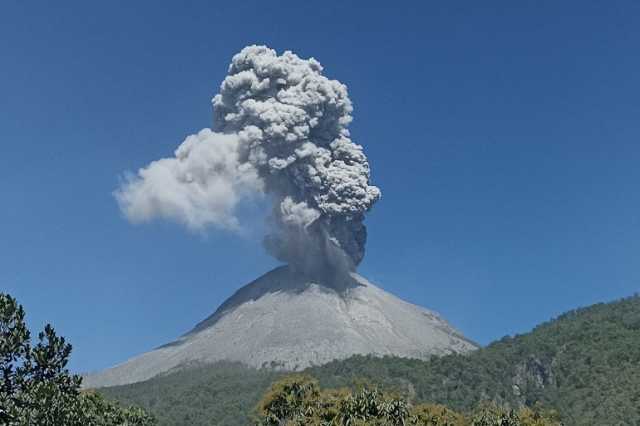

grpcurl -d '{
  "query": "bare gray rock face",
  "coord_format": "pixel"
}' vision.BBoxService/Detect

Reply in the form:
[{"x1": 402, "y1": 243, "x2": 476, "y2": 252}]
[{"x1": 83, "y1": 267, "x2": 477, "y2": 388}]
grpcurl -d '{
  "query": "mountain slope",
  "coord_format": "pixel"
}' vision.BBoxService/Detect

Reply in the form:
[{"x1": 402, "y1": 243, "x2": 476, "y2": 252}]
[
  {"x1": 312, "y1": 294, "x2": 640, "y2": 424},
  {"x1": 100, "y1": 294, "x2": 640, "y2": 425},
  {"x1": 85, "y1": 266, "x2": 476, "y2": 388}
]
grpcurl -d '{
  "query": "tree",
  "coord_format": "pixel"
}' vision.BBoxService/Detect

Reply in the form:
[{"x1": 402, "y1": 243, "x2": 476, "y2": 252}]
[
  {"x1": 412, "y1": 403, "x2": 466, "y2": 426},
  {"x1": 254, "y1": 375, "x2": 563, "y2": 426},
  {"x1": 256, "y1": 375, "x2": 322, "y2": 424},
  {"x1": 0, "y1": 293, "x2": 155, "y2": 425}
]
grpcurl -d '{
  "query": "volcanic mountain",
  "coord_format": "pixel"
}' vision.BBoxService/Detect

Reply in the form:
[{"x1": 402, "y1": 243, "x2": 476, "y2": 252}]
[{"x1": 83, "y1": 266, "x2": 477, "y2": 388}]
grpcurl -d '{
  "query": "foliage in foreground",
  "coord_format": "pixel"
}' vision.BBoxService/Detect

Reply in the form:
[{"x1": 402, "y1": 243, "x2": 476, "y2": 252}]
[
  {"x1": 0, "y1": 293, "x2": 155, "y2": 425},
  {"x1": 255, "y1": 375, "x2": 561, "y2": 425}
]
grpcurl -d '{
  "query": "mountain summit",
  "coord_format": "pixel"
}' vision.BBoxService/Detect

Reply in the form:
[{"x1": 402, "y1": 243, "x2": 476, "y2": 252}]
[{"x1": 84, "y1": 266, "x2": 477, "y2": 388}]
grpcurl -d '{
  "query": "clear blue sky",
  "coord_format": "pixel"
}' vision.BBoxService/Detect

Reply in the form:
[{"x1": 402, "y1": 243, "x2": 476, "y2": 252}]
[{"x1": 1, "y1": 1, "x2": 638, "y2": 373}]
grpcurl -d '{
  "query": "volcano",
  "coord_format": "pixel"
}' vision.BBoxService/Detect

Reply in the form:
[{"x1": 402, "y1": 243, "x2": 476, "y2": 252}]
[{"x1": 83, "y1": 266, "x2": 477, "y2": 388}]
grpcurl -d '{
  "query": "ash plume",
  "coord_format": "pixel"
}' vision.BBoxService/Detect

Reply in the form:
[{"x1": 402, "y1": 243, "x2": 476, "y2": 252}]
[{"x1": 115, "y1": 45, "x2": 380, "y2": 276}]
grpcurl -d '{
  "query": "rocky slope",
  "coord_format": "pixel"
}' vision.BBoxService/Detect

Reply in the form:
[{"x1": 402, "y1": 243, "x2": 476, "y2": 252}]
[{"x1": 84, "y1": 266, "x2": 477, "y2": 388}]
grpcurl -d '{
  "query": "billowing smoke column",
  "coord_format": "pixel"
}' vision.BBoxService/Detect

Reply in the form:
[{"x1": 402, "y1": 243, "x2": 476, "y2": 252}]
[{"x1": 116, "y1": 45, "x2": 380, "y2": 277}]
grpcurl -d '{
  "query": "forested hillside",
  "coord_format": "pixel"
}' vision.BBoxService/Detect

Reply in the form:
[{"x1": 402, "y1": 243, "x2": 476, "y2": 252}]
[{"x1": 101, "y1": 295, "x2": 640, "y2": 425}]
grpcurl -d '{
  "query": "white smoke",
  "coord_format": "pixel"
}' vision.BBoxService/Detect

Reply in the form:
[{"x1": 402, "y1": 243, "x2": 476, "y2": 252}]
[
  {"x1": 114, "y1": 129, "x2": 263, "y2": 231},
  {"x1": 116, "y1": 45, "x2": 380, "y2": 275}
]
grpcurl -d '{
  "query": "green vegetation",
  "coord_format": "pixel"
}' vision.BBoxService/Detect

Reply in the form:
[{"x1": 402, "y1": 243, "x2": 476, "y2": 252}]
[
  {"x1": 255, "y1": 375, "x2": 560, "y2": 425},
  {"x1": 0, "y1": 293, "x2": 155, "y2": 425},
  {"x1": 310, "y1": 294, "x2": 640, "y2": 424},
  {"x1": 101, "y1": 362, "x2": 281, "y2": 425},
  {"x1": 102, "y1": 294, "x2": 640, "y2": 425}
]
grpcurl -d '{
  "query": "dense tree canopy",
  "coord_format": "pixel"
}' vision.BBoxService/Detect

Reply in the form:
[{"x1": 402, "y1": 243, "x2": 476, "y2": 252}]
[
  {"x1": 254, "y1": 375, "x2": 561, "y2": 425},
  {"x1": 0, "y1": 293, "x2": 155, "y2": 425}
]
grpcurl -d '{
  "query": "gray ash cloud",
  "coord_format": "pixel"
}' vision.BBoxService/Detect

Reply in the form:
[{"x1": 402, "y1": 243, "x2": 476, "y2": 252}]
[{"x1": 116, "y1": 45, "x2": 380, "y2": 275}]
